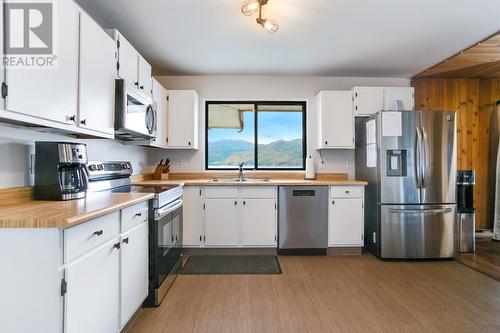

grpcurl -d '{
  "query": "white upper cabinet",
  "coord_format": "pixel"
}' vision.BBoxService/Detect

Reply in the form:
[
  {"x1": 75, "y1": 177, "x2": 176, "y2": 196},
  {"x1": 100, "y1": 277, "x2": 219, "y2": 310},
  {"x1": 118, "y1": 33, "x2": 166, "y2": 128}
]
[
  {"x1": 115, "y1": 32, "x2": 138, "y2": 85},
  {"x1": 316, "y1": 90, "x2": 355, "y2": 149},
  {"x1": 167, "y1": 90, "x2": 199, "y2": 149},
  {"x1": 78, "y1": 12, "x2": 115, "y2": 137},
  {"x1": 138, "y1": 56, "x2": 152, "y2": 97},
  {"x1": 5, "y1": 0, "x2": 79, "y2": 125},
  {"x1": 0, "y1": 2, "x2": 4, "y2": 111},
  {"x1": 112, "y1": 30, "x2": 152, "y2": 97},
  {"x1": 152, "y1": 78, "x2": 168, "y2": 148},
  {"x1": 352, "y1": 87, "x2": 384, "y2": 117},
  {"x1": 384, "y1": 87, "x2": 415, "y2": 111}
]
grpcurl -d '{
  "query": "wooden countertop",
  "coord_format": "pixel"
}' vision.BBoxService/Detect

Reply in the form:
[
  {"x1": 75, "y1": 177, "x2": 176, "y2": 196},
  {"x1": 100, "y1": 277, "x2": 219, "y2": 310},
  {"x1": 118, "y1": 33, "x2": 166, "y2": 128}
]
[
  {"x1": 134, "y1": 179, "x2": 368, "y2": 186},
  {"x1": 0, "y1": 192, "x2": 154, "y2": 229}
]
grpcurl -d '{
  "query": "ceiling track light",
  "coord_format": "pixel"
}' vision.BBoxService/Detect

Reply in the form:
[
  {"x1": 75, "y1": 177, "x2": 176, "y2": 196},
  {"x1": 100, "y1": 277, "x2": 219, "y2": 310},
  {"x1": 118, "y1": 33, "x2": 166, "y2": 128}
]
[{"x1": 241, "y1": 0, "x2": 279, "y2": 33}]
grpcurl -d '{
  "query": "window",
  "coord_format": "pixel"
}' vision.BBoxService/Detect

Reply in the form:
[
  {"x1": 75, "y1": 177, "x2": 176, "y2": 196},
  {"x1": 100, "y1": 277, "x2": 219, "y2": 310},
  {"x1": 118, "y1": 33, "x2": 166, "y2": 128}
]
[{"x1": 206, "y1": 101, "x2": 306, "y2": 170}]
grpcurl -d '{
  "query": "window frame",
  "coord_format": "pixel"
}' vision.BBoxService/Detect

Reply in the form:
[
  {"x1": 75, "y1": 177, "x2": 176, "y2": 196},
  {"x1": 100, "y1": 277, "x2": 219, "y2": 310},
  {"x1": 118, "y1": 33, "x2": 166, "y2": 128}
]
[{"x1": 205, "y1": 100, "x2": 307, "y2": 171}]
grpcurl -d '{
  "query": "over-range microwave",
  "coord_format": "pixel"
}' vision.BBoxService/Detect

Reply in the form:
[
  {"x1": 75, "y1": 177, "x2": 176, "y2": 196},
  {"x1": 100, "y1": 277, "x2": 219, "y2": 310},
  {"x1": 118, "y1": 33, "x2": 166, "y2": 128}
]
[{"x1": 115, "y1": 79, "x2": 157, "y2": 140}]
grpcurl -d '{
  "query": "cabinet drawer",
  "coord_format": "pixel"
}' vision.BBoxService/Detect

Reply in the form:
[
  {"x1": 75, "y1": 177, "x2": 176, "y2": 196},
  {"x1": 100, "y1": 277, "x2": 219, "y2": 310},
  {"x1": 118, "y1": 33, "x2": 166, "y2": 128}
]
[
  {"x1": 241, "y1": 186, "x2": 276, "y2": 199},
  {"x1": 64, "y1": 211, "x2": 120, "y2": 262},
  {"x1": 330, "y1": 186, "x2": 363, "y2": 198},
  {"x1": 204, "y1": 186, "x2": 238, "y2": 198},
  {"x1": 121, "y1": 201, "x2": 149, "y2": 231}
]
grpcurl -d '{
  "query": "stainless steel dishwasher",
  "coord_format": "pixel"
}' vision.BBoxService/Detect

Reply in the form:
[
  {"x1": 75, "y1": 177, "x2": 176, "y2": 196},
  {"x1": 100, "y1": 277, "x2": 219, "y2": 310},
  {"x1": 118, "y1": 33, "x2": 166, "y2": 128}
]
[{"x1": 278, "y1": 186, "x2": 329, "y2": 255}]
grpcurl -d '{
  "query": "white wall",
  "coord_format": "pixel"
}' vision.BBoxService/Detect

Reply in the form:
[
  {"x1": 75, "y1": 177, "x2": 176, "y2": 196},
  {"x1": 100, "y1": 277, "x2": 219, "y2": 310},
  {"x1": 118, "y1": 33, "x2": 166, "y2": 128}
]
[
  {"x1": 0, "y1": 123, "x2": 160, "y2": 189},
  {"x1": 156, "y1": 76, "x2": 410, "y2": 178}
]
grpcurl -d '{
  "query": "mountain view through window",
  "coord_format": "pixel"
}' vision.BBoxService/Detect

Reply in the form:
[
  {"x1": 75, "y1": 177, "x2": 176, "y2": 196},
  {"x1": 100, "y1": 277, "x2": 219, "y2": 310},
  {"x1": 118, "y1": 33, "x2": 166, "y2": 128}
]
[{"x1": 206, "y1": 102, "x2": 305, "y2": 170}]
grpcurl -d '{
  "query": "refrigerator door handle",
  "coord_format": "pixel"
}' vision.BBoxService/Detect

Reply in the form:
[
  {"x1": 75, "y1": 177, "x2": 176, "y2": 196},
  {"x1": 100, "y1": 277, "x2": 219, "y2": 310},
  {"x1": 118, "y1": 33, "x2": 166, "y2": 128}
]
[
  {"x1": 389, "y1": 207, "x2": 453, "y2": 215},
  {"x1": 421, "y1": 126, "x2": 430, "y2": 189},
  {"x1": 415, "y1": 127, "x2": 423, "y2": 188}
]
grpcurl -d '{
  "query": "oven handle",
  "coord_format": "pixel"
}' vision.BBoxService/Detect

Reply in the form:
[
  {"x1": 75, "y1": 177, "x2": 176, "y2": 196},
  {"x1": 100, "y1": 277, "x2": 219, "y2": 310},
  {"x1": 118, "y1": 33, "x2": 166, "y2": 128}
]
[{"x1": 155, "y1": 199, "x2": 183, "y2": 220}]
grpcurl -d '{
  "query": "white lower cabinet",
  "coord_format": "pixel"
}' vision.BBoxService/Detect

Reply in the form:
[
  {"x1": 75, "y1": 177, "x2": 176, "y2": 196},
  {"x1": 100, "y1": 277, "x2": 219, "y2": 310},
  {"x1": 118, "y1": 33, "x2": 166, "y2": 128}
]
[
  {"x1": 328, "y1": 186, "x2": 364, "y2": 247},
  {"x1": 241, "y1": 199, "x2": 277, "y2": 246},
  {"x1": 184, "y1": 186, "x2": 277, "y2": 248},
  {"x1": 65, "y1": 238, "x2": 120, "y2": 333},
  {"x1": 120, "y1": 222, "x2": 148, "y2": 328},
  {"x1": 204, "y1": 198, "x2": 240, "y2": 246},
  {"x1": 183, "y1": 186, "x2": 204, "y2": 246}
]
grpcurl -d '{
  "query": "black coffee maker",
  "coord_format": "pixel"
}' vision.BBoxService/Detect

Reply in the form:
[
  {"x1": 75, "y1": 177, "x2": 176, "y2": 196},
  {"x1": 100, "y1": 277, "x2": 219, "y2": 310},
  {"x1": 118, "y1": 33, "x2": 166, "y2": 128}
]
[
  {"x1": 34, "y1": 142, "x2": 89, "y2": 200},
  {"x1": 457, "y1": 170, "x2": 475, "y2": 252}
]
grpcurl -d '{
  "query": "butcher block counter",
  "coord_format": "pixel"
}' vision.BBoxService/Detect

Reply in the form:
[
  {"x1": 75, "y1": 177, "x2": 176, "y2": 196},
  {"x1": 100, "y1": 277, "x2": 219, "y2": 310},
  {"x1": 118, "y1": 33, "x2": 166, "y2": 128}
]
[
  {"x1": 0, "y1": 190, "x2": 154, "y2": 228},
  {"x1": 133, "y1": 172, "x2": 368, "y2": 187}
]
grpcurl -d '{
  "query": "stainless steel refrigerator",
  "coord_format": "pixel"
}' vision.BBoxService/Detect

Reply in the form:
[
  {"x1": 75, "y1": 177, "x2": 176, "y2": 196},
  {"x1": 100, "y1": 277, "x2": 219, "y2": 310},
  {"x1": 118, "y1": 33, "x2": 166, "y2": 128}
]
[{"x1": 355, "y1": 110, "x2": 457, "y2": 259}]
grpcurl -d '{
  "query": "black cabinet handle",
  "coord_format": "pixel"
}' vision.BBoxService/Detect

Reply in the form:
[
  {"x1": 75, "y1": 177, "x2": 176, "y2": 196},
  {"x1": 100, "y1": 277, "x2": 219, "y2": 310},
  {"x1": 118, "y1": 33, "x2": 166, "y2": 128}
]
[
  {"x1": 199, "y1": 235, "x2": 202, "y2": 241},
  {"x1": 176, "y1": 235, "x2": 178, "y2": 241},
  {"x1": 68, "y1": 115, "x2": 76, "y2": 122},
  {"x1": 140, "y1": 85, "x2": 144, "y2": 89},
  {"x1": 93, "y1": 230, "x2": 103, "y2": 236},
  {"x1": 188, "y1": 141, "x2": 191, "y2": 146},
  {"x1": 243, "y1": 201, "x2": 246, "y2": 205},
  {"x1": 325, "y1": 141, "x2": 328, "y2": 145},
  {"x1": 135, "y1": 82, "x2": 139, "y2": 86},
  {"x1": 345, "y1": 190, "x2": 350, "y2": 194},
  {"x1": 332, "y1": 201, "x2": 335, "y2": 205},
  {"x1": 135, "y1": 212, "x2": 143, "y2": 217},
  {"x1": 123, "y1": 237, "x2": 129, "y2": 244},
  {"x1": 234, "y1": 201, "x2": 237, "y2": 206},
  {"x1": 80, "y1": 119, "x2": 87, "y2": 125},
  {"x1": 113, "y1": 242, "x2": 121, "y2": 250}
]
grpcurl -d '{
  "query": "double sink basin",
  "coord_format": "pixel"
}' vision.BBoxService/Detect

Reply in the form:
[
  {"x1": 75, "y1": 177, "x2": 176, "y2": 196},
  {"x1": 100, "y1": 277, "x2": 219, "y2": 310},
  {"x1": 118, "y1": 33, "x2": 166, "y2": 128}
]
[{"x1": 209, "y1": 178, "x2": 271, "y2": 183}]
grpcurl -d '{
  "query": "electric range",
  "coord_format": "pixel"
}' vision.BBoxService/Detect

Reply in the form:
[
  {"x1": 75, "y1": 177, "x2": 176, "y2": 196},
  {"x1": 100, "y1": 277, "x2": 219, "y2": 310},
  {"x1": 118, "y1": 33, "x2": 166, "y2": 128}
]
[{"x1": 87, "y1": 161, "x2": 183, "y2": 307}]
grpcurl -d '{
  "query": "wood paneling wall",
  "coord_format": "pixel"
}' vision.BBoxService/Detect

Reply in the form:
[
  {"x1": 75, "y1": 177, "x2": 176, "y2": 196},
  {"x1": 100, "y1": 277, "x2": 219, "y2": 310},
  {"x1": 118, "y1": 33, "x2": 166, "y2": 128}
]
[{"x1": 412, "y1": 78, "x2": 500, "y2": 229}]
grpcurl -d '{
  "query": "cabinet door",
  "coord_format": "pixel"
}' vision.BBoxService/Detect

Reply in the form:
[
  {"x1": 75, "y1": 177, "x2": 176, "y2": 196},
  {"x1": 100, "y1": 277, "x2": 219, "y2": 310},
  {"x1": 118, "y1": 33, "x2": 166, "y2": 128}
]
[
  {"x1": 384, "y1": 87, "x2": 414, "y2": 111},
  {"x1": 79, "y1": 12, "x2": 115, "y2": 136},
  {"x1": 117, "y1": 34, "x2": 138, "y2": 85},
  {"x1": 204, "y1": 199, "x2": 239, "y2": 246},
  {"x1": 242, "y1": 199, "x2": 276, "y2": 246},
  {"x1": 329, "y1": 198, "x2": 364, "y2": 247},
  {"x1": 120, "y1": 222, "x2": 148, "y2": 328},
  {"x1": 6, "y1": 0, "x2": 79, "y2": 125},
  {"x1": 152, "y1": 79, "x2": 168, "y2": 147},
  {"x1": 353, "y1": 87, "x2": 384, "y2": 117},
  {"x1": 167, "y1": 90, "x2": 198, "y2": 149},
  {"x1": 183, "y1": 186, "x2": 204, "y2": 246},
  {"x1": 0, "y1": 2, "x2": 4, "y2": 110},
  {"x1": 320, "y1": 91, "x2": 354, "y2": 149},
  {"x1": 138, "y1": 56, "x2": 152, "y2": 96},
  {"x1": 65, "y1": 239, "x2": 120, "y2": 333}
]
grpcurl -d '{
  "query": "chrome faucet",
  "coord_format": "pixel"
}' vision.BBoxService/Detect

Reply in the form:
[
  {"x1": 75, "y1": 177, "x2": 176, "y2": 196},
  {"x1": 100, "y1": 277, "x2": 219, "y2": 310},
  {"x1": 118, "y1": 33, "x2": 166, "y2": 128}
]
[{"x1": 238, "y1": 162, "x2": 245, "y2": 180}]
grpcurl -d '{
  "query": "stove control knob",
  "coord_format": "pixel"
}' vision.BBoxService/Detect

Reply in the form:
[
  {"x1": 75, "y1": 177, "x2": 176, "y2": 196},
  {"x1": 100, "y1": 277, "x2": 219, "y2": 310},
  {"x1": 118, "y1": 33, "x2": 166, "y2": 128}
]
[{"x1": 88, "y1": 165, "x2": 96, "y2": 171}]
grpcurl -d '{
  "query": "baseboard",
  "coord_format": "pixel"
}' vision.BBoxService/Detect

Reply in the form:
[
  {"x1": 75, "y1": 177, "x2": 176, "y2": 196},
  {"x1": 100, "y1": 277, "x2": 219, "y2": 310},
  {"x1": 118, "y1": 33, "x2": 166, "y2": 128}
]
[
  {"x1": 327, "y1": 247, "x2": 362, "y2": 255},
  {"x1": 182, "y1": 247, "x2": 277, "y2": 256}
]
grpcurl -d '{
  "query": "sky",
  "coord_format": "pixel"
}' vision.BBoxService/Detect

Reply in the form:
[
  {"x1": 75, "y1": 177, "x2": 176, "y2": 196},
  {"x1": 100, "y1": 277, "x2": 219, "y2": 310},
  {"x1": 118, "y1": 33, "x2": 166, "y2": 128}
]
[{"x1": 208, "y1": 111, "x2": 303, "y2": 144}]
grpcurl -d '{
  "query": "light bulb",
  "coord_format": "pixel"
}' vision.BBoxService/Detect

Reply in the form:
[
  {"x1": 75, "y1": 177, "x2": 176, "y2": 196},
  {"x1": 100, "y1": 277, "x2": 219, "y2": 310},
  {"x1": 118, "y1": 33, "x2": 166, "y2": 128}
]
[
  {"x1": 262, "y1": 19, "x2": 279, "y2": 33},
  {"x1": 241, "y1": 0, "x2": 260, "y2": 16}
]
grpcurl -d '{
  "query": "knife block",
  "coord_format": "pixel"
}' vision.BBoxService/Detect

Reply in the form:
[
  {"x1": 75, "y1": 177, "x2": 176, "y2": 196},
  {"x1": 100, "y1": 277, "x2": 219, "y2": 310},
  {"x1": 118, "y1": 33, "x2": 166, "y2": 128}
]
[{"x1": 153, "y1": 164, "x2": 170, "y2": 180}]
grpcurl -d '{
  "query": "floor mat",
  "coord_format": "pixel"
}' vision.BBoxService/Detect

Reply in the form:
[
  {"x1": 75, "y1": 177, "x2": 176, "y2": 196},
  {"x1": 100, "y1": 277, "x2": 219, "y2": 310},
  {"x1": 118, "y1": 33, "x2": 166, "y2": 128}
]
[{"x1": 181, "y1": 255, "x2": 282, "y2": 275}]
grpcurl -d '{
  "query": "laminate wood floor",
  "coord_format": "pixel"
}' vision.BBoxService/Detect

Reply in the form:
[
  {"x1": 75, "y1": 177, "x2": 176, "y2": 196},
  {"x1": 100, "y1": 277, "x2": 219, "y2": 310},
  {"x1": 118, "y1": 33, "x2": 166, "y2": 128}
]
[
  {"x1": 456, "y1": 239, "x2": 500, "y2": 281},
  {"x1": 127, "y1": 255, "x2": 500, "y2": 333}
]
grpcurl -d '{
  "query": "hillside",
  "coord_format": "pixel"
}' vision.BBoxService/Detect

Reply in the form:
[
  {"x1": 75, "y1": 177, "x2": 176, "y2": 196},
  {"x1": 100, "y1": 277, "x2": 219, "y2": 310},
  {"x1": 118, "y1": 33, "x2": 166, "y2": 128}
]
[{"x1": 208, "y1": 139, "x2": 303, "y2": 167}]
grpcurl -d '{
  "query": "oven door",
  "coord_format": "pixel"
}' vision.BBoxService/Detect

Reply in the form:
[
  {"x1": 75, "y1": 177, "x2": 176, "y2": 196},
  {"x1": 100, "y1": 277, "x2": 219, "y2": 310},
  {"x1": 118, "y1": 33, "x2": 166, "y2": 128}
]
[{"x1": 154, "y1": 199, "x2": 183, "y2": 288}]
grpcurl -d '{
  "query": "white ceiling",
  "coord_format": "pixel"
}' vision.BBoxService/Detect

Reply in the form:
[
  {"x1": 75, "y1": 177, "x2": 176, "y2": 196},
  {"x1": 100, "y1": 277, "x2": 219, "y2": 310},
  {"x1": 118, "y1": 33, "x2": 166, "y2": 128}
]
[{"x1": 75, "y1": 0, "x2": 500, "y2": 77}]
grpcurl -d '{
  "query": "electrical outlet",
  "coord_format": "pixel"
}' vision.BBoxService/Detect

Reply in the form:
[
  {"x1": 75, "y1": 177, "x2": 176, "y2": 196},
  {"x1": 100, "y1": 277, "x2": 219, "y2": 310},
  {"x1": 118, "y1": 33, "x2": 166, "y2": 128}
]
[
  {"x1": 180, "y1": 159, "x2": 187, "y2": 169},
  {"x1": 372, "y1": 232, "x2": 377, "y2": 244}
]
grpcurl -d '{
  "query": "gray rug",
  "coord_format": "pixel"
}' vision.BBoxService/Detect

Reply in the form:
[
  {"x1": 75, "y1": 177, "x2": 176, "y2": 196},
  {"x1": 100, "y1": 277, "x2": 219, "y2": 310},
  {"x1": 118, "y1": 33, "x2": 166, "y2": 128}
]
[{"x1": 181, "y1": 255, "x2": 282, "y2": 275}]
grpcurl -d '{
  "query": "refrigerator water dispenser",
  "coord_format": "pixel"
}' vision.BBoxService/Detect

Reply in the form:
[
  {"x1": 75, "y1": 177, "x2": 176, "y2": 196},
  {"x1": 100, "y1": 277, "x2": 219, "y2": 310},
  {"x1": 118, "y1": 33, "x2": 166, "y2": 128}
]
[{"x1": 386, "y1": 150, "x2": 407, "y2": 177}]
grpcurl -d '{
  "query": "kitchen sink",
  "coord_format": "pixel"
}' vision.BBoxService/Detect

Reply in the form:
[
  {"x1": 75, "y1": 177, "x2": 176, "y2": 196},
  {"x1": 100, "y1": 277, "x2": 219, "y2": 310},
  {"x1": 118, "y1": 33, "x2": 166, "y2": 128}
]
[{"x1": 209, "y1": 178, "x2": 271, "y2": 183}]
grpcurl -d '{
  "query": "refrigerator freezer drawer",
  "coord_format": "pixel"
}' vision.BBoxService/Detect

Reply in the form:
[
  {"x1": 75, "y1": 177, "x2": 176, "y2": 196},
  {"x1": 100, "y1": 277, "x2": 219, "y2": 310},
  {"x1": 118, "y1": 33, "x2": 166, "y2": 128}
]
[{"x1": 380, "y1": 204, "x2": 456, "y2": 259}]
